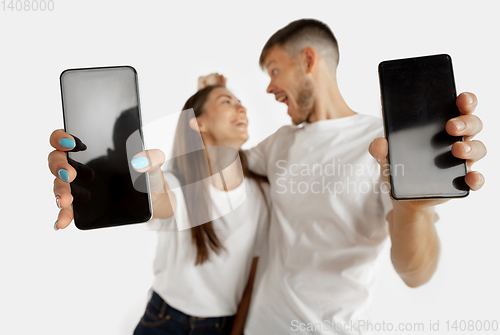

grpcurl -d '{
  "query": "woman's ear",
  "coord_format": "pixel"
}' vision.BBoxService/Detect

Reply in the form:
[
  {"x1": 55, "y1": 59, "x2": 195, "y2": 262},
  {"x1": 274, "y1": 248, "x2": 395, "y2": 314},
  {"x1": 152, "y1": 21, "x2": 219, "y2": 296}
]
[{"x1": 189, "y1": 117, "x2": 202, "y2": 132}]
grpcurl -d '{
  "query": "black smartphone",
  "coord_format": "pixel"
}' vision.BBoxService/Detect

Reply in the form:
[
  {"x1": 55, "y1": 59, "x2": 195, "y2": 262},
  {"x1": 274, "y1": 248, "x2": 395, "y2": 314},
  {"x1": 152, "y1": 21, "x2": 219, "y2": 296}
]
[
  {"x1": 378, "y1": 54, "x2": 469, "y2": 200},
  {"x1": 60, "y1": 66, "x2": 152, "y2": 229}
]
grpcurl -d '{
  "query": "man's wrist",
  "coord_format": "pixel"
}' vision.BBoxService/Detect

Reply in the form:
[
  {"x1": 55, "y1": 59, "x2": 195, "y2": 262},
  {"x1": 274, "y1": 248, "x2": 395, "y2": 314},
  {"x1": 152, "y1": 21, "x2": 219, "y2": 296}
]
[{"x1": 392, "y1": 201, "x2": 436, "y2": 225}]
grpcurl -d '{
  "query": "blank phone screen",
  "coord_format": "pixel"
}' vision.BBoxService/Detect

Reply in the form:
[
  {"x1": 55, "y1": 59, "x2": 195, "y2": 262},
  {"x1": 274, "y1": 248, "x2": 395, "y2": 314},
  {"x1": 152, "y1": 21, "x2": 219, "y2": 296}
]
[
  {"x1": 379, "y1": 54, "x2": 469, "y2": 200},
  {"x1": 60, "y1": 66, "x2": 152, "y2": 229}
]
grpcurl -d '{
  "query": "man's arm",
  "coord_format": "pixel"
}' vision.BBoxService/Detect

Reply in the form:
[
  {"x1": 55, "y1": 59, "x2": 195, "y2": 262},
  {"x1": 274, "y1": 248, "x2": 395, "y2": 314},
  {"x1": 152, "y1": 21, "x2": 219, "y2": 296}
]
[
  {"x1": 385, "y1": 205, "x2": 439, "y2": 287},
  {"x1": 369, "y1": 92, "x2": 486, "y2": 287}
]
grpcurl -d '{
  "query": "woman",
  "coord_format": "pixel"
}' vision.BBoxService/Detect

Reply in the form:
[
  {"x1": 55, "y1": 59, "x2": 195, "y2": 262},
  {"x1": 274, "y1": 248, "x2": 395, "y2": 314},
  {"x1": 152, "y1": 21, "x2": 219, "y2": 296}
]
[{"x1": 48, "y1": 74, "x2": 269, "y2": 334}]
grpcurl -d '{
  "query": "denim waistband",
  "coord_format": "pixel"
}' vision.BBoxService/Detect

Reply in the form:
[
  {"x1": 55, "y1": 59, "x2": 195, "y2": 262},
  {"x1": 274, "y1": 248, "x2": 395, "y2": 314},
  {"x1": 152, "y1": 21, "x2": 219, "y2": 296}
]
[{"x1": 150, "y1": 291, "x2": 235, "y2": 324}]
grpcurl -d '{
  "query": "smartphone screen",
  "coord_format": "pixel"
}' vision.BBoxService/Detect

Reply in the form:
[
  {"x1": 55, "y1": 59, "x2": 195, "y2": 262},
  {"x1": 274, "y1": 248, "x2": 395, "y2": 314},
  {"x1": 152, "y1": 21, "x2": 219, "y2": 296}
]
[
  {"x1": 60, "y1": 66, "x2": 152, "y2": 229},
  {"x1": 379, "y1": 54, "x2": 469, "y2": 200}
]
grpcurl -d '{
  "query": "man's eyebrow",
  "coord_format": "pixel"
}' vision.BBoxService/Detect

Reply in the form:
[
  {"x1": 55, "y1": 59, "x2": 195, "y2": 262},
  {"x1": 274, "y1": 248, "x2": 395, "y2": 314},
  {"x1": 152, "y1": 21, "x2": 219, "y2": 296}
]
[{"x1": 265, "y1": 60, "x2": 276, "y2": 69}]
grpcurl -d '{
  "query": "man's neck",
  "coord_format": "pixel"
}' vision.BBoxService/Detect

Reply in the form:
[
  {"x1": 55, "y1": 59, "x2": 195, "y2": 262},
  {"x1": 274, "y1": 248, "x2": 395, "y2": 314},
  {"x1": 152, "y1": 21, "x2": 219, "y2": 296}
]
[{"x1": 307, "y1": 71, "x2": 356, "y2": 123}]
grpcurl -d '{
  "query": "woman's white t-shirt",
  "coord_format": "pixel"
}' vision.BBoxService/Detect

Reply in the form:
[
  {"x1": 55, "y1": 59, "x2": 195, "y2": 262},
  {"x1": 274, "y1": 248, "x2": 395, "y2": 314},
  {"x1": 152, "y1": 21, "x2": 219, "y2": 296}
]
[{"x1": 147, "y1": 171, "x2": 269, "y2": 318}]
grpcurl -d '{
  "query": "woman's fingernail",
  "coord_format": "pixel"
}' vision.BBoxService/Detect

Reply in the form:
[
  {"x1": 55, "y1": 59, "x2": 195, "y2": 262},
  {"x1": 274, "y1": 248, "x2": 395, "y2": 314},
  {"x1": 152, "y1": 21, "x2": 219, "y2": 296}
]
[
  {"x1": 58, "y1": 169, "x2": 69, "y2": 182},
  {"x1": 131, "y1": 156, "x2": 149, "y2": 170},
  {"x1": 59, "y1": 138, "x2": 76, "y2": 149},
  {"x1": 452, "y1": 119, "x2": 466, "y2": 131},
  {"x1": 56, "y1": 195, "x2": 61, "y2": 209},
  {"x1": 462, "y1": 142, "x2": 472, "y2": 153},
  {"x1": 54, "y1": 220, "x2": 59, "y2": 231}
]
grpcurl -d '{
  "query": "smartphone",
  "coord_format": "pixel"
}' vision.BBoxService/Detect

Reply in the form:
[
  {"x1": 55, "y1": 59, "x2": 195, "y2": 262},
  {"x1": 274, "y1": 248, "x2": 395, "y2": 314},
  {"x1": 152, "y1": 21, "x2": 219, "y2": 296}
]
[
  {"x1": 378, "y1": 54, "x2": 469, "y2": 200},
  {"x1": 60, "y1": 66, "x2": 152, "y2": 229}
]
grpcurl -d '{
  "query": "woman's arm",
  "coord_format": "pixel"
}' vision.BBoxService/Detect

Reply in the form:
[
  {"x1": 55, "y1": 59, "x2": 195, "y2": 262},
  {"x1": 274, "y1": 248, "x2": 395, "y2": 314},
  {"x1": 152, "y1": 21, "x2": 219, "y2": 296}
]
[
  {"x1": 149, "y1": 171, "x2": 176, "y2": 219},
  {"x1": 230, "y1": 257, "x2": 259, "y2": 335}
]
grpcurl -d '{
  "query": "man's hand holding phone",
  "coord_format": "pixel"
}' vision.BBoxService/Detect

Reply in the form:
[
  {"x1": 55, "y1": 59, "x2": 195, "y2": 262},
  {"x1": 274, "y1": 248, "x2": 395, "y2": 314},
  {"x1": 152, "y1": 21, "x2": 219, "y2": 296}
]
[{"x1": 369, "y1": 91, "x2": 486, "y2": 211}]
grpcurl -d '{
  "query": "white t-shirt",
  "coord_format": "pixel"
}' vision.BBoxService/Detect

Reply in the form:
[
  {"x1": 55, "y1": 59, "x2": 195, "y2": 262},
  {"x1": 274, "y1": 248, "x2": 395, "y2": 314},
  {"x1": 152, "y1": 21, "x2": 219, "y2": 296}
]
[
  {"x1": 244, "y1": 113, "x2": 393, "y2": 335},
  {"x1": 147, "y1": 171, "x2": 269, "y2": 317}
]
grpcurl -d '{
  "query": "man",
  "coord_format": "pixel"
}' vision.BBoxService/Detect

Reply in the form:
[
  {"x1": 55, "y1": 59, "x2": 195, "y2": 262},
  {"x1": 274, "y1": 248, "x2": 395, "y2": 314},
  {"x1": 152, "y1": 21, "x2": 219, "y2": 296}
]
[{"x1": 242, "y1": 19, "x2": 486, "y2": 334}]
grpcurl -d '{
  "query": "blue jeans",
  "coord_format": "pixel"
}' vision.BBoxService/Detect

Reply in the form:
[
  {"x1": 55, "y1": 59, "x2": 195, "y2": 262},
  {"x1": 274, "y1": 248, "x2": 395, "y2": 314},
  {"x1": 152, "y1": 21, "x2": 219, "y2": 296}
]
[{"x1": 133, "y1": 291, "x2": 235, "y2": 335}]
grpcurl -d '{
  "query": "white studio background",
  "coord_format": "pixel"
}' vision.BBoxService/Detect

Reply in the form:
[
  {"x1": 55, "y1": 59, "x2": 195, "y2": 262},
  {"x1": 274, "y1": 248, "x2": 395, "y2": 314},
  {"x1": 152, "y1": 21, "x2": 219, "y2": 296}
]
[{"x1": 0, "y1": 1, "x2": 498, "y2": 334}]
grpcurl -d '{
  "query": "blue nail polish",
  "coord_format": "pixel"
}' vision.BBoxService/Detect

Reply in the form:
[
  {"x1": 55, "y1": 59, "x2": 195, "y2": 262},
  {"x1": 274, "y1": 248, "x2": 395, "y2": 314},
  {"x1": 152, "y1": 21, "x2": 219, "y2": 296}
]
[
  {"x1": 59, "y1": 138, "x2": 76, "y2": 149},
  {"x1": 131, "y1": 156, "x2": 149, "y2": 170},
  {"x1": 58, "y1": 169, "x2": 69, "y2": 182},
  {"x1": 54, "y1": 220, "x2": 59, "y2": 231}
]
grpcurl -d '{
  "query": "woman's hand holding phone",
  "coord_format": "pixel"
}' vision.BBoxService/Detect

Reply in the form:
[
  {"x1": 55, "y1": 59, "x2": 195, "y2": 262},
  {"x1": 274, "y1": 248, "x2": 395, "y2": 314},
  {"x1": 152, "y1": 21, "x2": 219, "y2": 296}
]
[
  {"x1": 49, "y1": 129, "x2": 174, "y2": 230},
  {"x1": 48, "y1": 129, "x2": 80, "y2": 230}
]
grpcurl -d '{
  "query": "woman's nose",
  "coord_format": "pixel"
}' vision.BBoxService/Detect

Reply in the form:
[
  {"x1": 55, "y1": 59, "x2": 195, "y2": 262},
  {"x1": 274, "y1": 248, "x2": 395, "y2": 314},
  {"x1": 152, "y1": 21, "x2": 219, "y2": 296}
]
[{"x1": 237, "y1": 105, "x2": 247, "y2": 114}]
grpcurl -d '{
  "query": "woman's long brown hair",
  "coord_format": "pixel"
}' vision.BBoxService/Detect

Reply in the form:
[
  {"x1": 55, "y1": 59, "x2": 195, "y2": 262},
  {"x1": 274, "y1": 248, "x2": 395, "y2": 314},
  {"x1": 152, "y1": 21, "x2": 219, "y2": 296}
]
[{"x1": 169, "y1": 85, "x2": 268, "y2": 265}]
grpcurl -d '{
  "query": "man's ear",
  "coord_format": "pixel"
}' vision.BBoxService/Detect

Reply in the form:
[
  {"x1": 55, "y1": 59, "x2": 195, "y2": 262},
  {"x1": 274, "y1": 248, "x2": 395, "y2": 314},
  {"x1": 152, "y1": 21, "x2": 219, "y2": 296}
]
[
  {"x1": 189, "y1": 117, "x2": 202, "y2": 133},
  {"x1": 302, "y1": 47, "x2": 317, "y2": 74}
]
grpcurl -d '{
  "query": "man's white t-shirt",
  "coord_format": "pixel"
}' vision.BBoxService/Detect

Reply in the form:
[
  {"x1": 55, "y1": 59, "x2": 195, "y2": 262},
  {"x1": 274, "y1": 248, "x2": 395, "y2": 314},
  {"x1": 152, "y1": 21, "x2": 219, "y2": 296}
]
[
  {"x1": 147, "y1": 171, "x2": 269, "y2": 318},
  {"x1": 244, "y1": 113, "x2": 393, "y2": 335}
]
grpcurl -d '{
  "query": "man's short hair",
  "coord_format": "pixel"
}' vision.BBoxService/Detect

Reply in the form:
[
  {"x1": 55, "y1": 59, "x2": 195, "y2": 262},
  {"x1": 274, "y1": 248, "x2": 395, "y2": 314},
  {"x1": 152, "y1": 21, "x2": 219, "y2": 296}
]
[{"x1": 259, "y1": 19, "x2": 339, "y2": 71}]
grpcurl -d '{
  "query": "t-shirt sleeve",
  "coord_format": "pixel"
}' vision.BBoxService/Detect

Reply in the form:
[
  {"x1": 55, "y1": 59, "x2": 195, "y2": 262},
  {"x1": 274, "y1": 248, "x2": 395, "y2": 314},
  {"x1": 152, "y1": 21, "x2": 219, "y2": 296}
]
[
  {"x1": 243, "y1": 126, "x2": 285, "y2": 177},
  {"x1": 243, "y1": 144, "x2": 268, "y2": 177},
  {"x1": 244, "y1": 125, "x2": 295, "y2": 177}
]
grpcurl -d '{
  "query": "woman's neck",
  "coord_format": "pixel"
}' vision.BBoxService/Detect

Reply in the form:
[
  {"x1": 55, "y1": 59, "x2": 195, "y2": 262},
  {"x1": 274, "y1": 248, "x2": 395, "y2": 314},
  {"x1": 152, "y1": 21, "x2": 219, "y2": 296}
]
[{"x1": 206, "y1": 145, "x2": 244, "y2": 191}]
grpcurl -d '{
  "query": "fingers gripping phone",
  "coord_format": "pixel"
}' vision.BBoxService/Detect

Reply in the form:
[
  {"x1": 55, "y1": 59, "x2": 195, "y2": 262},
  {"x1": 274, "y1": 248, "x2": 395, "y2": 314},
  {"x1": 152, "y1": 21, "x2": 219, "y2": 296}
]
[
  {"x1": 60, "y1": 66, "x2": 152, "y2": 229},
  {"x1": 379, "y1": 54, "x2": 469, "y2": 200}
]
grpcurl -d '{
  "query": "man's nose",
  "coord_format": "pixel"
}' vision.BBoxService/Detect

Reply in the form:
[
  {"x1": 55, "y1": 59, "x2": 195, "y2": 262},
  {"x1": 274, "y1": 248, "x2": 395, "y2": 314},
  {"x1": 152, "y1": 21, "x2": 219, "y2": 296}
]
[{"x1": 266, "y1": 82, "x2": 275, "y2": 94}]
